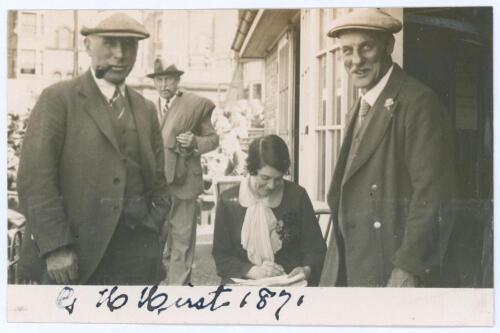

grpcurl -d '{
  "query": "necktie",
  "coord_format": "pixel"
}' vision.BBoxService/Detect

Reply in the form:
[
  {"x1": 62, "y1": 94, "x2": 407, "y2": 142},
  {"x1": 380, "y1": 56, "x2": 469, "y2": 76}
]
[
  {"x1": 162, "y1": 99, "x2": 170, "y2": 117},
  {"x1": 110, "y1": 86, "x2": 126, "y2": 121},
  {"x1": 358, "y1": 98, "x2": 371, "y2": 126}
]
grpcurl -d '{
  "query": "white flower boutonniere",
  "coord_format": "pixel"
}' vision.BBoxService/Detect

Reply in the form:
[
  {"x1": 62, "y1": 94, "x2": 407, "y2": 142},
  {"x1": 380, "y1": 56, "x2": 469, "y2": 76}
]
[{"x1": 384, "y1": 98, "x2": 394, "y2": 110}]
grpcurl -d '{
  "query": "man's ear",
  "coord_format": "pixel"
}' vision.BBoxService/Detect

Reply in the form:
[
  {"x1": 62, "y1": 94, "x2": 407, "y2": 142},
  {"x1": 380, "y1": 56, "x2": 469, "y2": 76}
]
[
  {"x1": 83, "y1": 37, "x2": 91, "y2": 54},
  {"x1": 385, "y1": 35, "x2": 395, "y2": 56}
]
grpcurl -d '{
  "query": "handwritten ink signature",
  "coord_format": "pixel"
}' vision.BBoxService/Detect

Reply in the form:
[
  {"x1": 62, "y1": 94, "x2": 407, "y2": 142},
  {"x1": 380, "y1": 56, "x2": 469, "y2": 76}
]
[
  {"x1": 56, "y1": 286, "x2": 77, "y2": 315},
  {"x1": 57, "y1": 285, "x2": 304, "y2": 320}
]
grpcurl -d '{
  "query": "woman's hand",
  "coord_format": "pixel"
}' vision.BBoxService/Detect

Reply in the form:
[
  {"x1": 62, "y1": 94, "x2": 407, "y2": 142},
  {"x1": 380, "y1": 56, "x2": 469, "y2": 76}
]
[
  {"x1": 287, "y1": 266, "x2": 311, "y2": 281},
  {"x1": 246, "y1": 261, "x2": 285, "y2": 280}
]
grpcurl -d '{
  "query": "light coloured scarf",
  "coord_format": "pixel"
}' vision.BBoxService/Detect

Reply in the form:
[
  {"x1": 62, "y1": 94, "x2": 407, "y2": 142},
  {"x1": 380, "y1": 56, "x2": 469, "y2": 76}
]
[{"x1": 239, "y1": 175, "x2": 284, "y2": 265}]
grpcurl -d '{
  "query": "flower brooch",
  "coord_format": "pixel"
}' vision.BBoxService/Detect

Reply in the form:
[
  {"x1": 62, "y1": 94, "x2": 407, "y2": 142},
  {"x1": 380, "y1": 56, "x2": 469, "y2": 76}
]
[{"x1": 384, "y1": 98, "x2": 394, "y2": 110}]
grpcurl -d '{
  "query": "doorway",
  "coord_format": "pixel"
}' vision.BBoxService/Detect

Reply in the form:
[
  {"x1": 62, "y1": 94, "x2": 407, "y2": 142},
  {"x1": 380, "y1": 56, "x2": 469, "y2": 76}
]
[{"x1": 403, "y1": 7, "x2": 493, "y2": 287}]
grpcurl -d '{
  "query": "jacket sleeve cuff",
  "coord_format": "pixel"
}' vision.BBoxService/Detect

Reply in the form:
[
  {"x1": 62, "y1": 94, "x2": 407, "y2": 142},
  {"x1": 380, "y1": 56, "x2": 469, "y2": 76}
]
[
  {"x1": 391, "y1": 251, "x2": 433, "y2": 281},
  {"x1": 35, "y1": 227, "x2": 74, "y2": 258},
  {"x1": 237, "y1": 262, "x2": 254, "y2": 279}
]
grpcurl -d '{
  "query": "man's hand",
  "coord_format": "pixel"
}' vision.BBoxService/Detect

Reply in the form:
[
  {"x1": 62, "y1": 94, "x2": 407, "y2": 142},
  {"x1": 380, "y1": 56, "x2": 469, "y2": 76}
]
[
  {"x1": 386, "y1": 267, "x2": 418, "y2": 287},
  {"x1": 176, "y1": 131, "x2": 196, "y2": 149},
  {"x1": 45, "y1": 247, "x2": 78, "y2": 284},
  {"x1": 246, "y1": 261, "x2": 285, "y2": 280}
]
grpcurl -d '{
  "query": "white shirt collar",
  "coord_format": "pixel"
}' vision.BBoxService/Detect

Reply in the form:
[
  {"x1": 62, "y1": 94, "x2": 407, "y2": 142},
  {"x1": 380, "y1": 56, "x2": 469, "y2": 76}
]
[
  {"x1": 361, "y1": 64, "x2": 394, "y2": 107},
  {"x1": 159, "y1": 93, "x2": 177, "y2": 110},
  {"x1": 90, "y1": 67, "x2": 126, "y2": 103}
]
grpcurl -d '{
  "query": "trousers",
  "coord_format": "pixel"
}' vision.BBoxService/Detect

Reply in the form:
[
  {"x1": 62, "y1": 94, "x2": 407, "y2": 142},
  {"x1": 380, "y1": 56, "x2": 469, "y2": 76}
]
[
  {"x1": 160, "y1": 196, "x2": 198, "y2": 285},
  {"x1": 87, "y1": 222, "x2": 162, "y2": 285}
]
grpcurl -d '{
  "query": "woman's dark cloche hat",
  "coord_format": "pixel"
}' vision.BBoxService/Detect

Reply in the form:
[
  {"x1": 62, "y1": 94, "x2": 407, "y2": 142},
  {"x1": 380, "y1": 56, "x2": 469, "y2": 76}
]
[{"x1": 80, "y1": 12, "x2": 150, "y2": 40}]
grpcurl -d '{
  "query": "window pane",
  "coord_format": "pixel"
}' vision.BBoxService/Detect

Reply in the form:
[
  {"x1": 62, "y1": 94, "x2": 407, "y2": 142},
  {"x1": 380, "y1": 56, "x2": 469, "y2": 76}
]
[
  {"x1": 330, "y1": 51, "x2": 336, "y2": 125},
  {"x1": 252, "y1": 83, "x2": 262, "y2": 100},
  {"x1": 279, "y1": 43, "x2": 289, "y2": 134},
  {"x1": 336, "y1": 130, "x2": 341, "y2": 157},
  {"x1": 319, "y1": 9, "x2": 328, "y2": 50},
  {"x1": 331, "y1": 129, "x2": 342, "y2": 172},
  {"x1": 337, "y1": 52, "x2": 343, "y2": 124},
  {"x1": 21, "y1": 13, "x2": 36, "y2": 35},
  {"x1": 331, "y1": 9, "x2": 338, "y2": 20},
  {"x1": 20, "y1": 49, "x2": 36, "y2": 74},
  {"x1": 59, "y1": 28, "x2": 72, "y2": 49},
  {"x1": 336, "y1": 96, "x2": 342, "y2": 125},
  {"x1": 318, "y1": 55, "x2": 326, "y2": 126},
  {"x1": 316, "y1": 131, "x2": 326, "y2": 201}
]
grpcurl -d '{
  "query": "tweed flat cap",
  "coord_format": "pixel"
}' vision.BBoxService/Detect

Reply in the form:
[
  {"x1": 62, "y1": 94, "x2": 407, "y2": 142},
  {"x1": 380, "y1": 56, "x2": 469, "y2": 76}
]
[
  {"x1": 327, "y1": 8, "x2": 402, "y2": 38},
  {"x1": 81, "y1": 12, "x2": 149, "y2": 40},
  {"x1": 147, "y1": 59, "x2": 184, "y2": 78}
]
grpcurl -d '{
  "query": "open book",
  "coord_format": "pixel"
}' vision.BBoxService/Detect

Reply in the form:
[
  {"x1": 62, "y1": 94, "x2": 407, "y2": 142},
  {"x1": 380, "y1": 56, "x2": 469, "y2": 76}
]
[{"x1": 230, "y1": 273, "x2": 307, "y2": 287}]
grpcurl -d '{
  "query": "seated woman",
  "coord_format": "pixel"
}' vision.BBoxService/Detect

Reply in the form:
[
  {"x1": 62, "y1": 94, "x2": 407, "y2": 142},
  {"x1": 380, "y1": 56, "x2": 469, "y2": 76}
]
[{"x1": 212, "y1": 135, "x2": 326, "y2": 286}]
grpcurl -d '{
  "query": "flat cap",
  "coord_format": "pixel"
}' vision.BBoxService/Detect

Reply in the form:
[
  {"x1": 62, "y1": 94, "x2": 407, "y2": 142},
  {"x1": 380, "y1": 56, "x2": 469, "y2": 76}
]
[
  {"x1": 81, "y1": 12, "x2": 149, "y2": 40},
  {"x1": 327, "y1": 8, "x2": 402, "y2": 38},
  {"x1": 147, "y1": 59, "x2": 184, "y2": 78}
]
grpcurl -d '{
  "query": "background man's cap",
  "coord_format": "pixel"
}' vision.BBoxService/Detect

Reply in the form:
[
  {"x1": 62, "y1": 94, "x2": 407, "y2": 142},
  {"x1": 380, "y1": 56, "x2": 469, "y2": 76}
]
[
  {"x1": 147, "y1": 59, "x2": 184, "y2": 78},
  {"x1": 327, "y1": 8, "x2": 402, "y2": 38},
  {"x1": 81, "y1": 12, "x2": 149, "y2": 40}
]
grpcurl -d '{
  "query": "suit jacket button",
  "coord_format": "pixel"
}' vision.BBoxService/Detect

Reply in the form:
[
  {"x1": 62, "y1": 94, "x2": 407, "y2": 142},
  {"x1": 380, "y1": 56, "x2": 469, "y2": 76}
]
[
  {"x1": 373, "y1": 221, "x2": 382, "y2": 229},
  {"x1": 113, "y1": 177, "x2": 120, "y2": 184},
  {"x1": 371, "y1": 184, "x2": 378, "y2": 191}
]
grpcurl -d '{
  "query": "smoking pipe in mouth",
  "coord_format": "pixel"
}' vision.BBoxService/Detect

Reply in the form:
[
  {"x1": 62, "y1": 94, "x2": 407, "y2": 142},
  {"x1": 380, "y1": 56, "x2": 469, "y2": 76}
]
[{"x1": 95, "y1": 65, "x2": 113, "y2": 79}]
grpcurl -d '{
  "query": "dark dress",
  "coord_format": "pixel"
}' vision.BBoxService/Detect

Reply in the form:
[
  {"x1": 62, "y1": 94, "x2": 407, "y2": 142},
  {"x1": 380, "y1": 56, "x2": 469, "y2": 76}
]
[{"x1": 212, "y1": 180, "x2": 326, "y2": 286}]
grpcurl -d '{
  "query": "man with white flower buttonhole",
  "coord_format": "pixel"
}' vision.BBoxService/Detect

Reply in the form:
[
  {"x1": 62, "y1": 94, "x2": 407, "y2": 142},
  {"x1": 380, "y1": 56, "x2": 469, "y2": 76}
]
[{"x1": 320, "y1": 8, "x2": 457, "y2": 287}]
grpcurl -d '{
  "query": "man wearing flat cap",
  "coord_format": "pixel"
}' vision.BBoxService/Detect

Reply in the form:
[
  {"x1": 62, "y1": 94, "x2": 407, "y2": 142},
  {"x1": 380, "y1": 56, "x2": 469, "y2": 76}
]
[
  {"x1": 147, "y1": 59, "x2": 218, "y2": 285},
  {"x1": 17, "y1": 12, "x2": 170, "y2": 285},
  {"x1": 320, "y1": 8, "x2": 457, "y2": 287}
]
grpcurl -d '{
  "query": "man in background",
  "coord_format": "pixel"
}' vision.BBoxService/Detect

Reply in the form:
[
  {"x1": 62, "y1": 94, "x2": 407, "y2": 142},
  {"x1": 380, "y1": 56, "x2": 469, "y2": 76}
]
[{"x1": 148, "y1": 60, "x2": 219, "y2": 285}]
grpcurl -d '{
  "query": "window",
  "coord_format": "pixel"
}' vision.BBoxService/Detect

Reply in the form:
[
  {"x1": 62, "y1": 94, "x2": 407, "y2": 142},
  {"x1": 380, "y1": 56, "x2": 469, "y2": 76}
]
[
  {"x1": 40, "y1": 14, "x2": 44, "y2": 35},
  {"x1": 54, "y1": 27, "x2": 73, "y2": 49},
  {"x1": 313, "y1": 9, "x2": 357, "y2": 202},
  {"x1": 276, "y1": 32, "x2": 295, "y2": 179},
  {"x1": 53, "y1": 71, "x2": 62, "y2": 81},
  {"x1": 21, "y1": 12, "x2": 36, "y2": 35},
  {"x1": 20, "y1": 49, "x2": 36, "y2": 74},
  {"x1": 319, "y1": 9, "x2": 328, "y2": 50},
  {"x1": 155, "y1": 19, "x2": 162, "y2": 44},
  {"x1": 252, "y1": 83, "x2": 262, "y2": 100},
  {"x1": 278, "y1": 40, "x2": 290, "y2": 136},
  {"x1": 243, "y1": 87, "x2": 249, "y2": 99}
]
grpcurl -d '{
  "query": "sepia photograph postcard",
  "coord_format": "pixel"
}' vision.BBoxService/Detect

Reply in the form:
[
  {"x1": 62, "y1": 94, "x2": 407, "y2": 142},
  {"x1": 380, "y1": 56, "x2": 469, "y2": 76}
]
[{"x1": 1, "y1": 0, "x2": 496, "y2": 330}]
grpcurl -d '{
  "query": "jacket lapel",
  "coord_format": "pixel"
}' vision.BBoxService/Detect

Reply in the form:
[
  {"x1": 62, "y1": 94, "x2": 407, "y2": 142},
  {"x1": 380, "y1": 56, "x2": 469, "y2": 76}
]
[
  {"x1": 165, "y1": 94, "x2": 181, "y2": 123},
  {"x1": 344, "y1": 98, "x2": 360, "y2": 141},
  {"x1": 161, "y1": 94, "x2": 184, "y2": 148},
  {"x1": 78, "y1": 71, "x2": 121, "y2": 153},
  {"x1": 342, "y1": 64, "x2": 405, "y2": 184},
  {"x1": 127, "y1": 87, "x2": 154, "y2": 188},
  {"x1": 156, "y1": 97, "x2": 164, "y2": 125}
]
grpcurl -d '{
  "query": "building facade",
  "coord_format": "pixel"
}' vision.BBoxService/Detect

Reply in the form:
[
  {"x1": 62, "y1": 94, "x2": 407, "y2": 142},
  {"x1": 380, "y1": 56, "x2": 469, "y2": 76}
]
[
  {"x1": 142, "y1": 10, "x2": 238, "y2": 105},
  {"x1": 7, "y1": 10, "x2": 238, "y2": 115}
]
